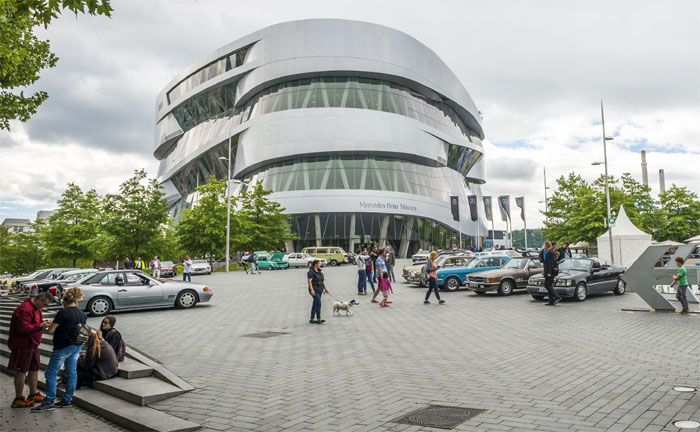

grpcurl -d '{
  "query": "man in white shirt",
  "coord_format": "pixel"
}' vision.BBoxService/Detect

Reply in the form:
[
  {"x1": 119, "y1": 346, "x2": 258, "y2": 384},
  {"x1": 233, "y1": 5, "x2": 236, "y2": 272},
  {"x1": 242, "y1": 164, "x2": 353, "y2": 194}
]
[{"x1": 355, "y1": 249, "x2": 370, "y2": 295}]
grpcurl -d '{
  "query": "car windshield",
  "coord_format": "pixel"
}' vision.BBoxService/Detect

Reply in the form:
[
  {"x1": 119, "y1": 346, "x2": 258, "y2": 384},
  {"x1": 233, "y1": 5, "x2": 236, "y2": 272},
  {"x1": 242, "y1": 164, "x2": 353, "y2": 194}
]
[
  {"x1": 161, "y1": 261, "x2": 174, "y2": 266},
  {"x1": 466, "y1": 259, "x2": 483, "y2": 268},
  {"x1": 559, "y1": 258, "x2": 591, "y2": 271},
  {"x1": 193, "y1": 260, "x2": 208, "y2": 264},
  {"x1": 503, "y1": 258, "x2": 528, "y2": 269},
  {"x1": 302, "y1": 254, "x2": 312, "y2": 258}
]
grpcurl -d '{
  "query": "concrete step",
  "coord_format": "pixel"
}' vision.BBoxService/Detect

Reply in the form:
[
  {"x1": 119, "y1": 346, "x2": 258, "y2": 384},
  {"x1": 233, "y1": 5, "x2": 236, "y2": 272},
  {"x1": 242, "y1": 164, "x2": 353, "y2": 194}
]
[
  {"x1": 0, "y1": 362, "x2": 199, "y2": 432},
  {"x1": 93, "y1": 376, "x2": 186, "y2": 406},
  {"x1": 0, "y1": 338, "x2": 153, "y2": 379}
]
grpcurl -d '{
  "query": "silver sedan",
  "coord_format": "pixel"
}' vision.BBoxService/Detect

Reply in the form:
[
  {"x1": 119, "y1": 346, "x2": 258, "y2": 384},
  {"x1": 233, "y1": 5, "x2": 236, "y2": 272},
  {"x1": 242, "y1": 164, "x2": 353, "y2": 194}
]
[{"x1": 70, "y1": 270, "x2": 213, "y2": 316}]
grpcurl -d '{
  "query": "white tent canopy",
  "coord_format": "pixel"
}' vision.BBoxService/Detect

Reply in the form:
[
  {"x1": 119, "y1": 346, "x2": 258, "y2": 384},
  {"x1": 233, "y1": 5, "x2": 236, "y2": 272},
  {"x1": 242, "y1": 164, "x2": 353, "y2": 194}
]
[
  {"x1": 685, "y1": 234, "x2": 700, "y2": 244},
  {"x1": 596, "y1": 205, "x2": 652, "y2": 267}
]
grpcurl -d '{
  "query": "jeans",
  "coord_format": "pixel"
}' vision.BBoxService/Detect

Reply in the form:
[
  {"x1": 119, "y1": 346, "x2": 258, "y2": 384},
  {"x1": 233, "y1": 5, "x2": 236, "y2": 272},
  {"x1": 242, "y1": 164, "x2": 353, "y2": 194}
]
[
  {"x1": 45, "y1": 344, "x2": 82, "y2": 403},
  {"x1": 357, "y1": 270, "x2": 367, "y2": 293},
  {"x1": 366, "y1": 271, "x2": 375, "y2": 291},
  {"x1": 425, "y1": 276, "x2": 441, "y2": 301},
  {"x1": 676, "y1": 285, "x2": 690, "y2": 311},
  {"x1": 311, "y1": 292, "x2": 322, "y2": 320},
  {"x1": 183, "y1": 272, "x2": 191, "y2": 282},
  {"x1": 386, "y1": 265, "x2": 396, "y2": 282}
]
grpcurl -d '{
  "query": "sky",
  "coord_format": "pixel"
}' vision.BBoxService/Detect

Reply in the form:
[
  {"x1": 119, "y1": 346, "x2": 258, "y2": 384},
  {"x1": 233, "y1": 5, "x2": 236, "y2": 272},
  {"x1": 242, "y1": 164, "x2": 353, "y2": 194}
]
[{"x1": 1, "y1": 0, "x2": 699, "y2": 232}]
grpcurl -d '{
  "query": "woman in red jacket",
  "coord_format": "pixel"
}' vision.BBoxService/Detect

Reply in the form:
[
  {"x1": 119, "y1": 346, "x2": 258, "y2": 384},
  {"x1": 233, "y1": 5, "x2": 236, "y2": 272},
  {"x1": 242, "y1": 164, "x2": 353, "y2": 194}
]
[{"x1": 7, "y1": 292, "x2": 53, "y2": 408}]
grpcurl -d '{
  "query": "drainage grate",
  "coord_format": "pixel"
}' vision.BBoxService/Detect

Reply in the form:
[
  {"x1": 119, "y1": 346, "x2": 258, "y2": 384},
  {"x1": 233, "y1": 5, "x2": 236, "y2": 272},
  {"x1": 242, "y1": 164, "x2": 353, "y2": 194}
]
[
  {"x1": 244, "y1": 331, "x2": 289, "y2": 339},
  {"x1": 392, "y1": 405, "x2": 484, "y2": 429}
]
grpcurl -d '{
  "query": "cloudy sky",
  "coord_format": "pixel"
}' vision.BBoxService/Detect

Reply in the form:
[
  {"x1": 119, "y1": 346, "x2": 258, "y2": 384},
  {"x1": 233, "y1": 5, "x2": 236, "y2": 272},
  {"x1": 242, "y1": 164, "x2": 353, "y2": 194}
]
[{"x1": 1, "y1": 0, "x2": 699, "y2": 232}]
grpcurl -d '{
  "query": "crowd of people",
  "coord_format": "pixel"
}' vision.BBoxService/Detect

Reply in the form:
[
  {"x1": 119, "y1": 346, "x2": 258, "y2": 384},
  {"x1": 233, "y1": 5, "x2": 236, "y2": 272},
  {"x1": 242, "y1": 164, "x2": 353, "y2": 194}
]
[{"x1": 6, "y1": 287, "x2": 126, "y2": 410}]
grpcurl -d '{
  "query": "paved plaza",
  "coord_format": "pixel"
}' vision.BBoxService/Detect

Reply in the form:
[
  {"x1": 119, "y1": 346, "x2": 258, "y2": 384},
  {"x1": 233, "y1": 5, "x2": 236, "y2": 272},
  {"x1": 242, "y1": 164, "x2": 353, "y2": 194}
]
[{"x1": 4, "y1": 260, "x2": 700, "y2": 431}]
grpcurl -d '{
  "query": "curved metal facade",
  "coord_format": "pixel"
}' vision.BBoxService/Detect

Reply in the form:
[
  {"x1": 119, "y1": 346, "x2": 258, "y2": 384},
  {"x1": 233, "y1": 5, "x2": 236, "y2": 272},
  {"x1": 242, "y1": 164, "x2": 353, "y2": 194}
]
[{"x1": 155, "y1": 19, "x2": 488, "y2": 256}]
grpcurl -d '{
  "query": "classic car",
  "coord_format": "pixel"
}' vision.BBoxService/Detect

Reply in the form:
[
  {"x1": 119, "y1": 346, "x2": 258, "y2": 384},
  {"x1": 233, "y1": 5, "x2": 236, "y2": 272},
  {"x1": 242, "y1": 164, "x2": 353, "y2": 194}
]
[
  {"x1": 76, "y1": 270, "x2": 213, "y2": 316},
  {"x1": 402, "y1": 254, "x2": 474, "y2": 286},
  {"x1": 526, "y1": 258, "x2": 626, "y2": 302},
  {"x1": 411, "y1": 249, "x2": 429, "y2": 263},
  {"x1": 160, "y1": 261, "x2": 177, "y2": 277},
  {"x1": 282, "y1": 253, "x2": 327, "y2": 268},
  {"x1": 468, "y1": 258, "x2": 543, "y2": 295},
  {"x1": 437, "y1": 255, "x2": 511, "y2": 291},
  {"x1": 191, "y1": 260, "x2": 212, "y2": 275},
  {"x1": 17, "y1": 268, "x2": 77, "y2": 291},
  {"x1": 27, "y1": 269, "x2": 99, "y2": 298}
]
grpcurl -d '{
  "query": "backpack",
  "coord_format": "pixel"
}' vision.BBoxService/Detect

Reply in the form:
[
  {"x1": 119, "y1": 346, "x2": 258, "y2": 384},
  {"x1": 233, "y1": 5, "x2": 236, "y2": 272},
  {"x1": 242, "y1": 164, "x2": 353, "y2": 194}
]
[{"x1": 70, "y1": 323, "x2": 90, "y2": 346}]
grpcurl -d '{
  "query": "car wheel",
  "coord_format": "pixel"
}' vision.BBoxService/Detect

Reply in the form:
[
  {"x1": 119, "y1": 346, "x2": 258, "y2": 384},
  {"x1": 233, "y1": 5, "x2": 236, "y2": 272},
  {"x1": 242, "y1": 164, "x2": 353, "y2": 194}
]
[
  {"x1": 207, "y1": 272, "x2": 211, "y2": 275},
  {"x1": 574, "y1": 282, "x2": 588, "y2": 302},
  {"x1": 444, "y1": 276, "x2": 461, "y2": 292},
  {"x1": 614, "y1": 278, "x2": 626, "y2": 295},
  {"x1": 86, "y1": 296, "x2": 112, "y2": 317},
  {"x1": 531, "y1": 295, "x2": 544, "y2": 301},
  {"x1": 329, "y1": 260, "x2": 338, "y2": 267},
  {"x1": 175, "y1": 290, "x2": 198, "y2": 309},
  {"x1": 498, "y1": 279, "x2": 514, "y2": 296}
]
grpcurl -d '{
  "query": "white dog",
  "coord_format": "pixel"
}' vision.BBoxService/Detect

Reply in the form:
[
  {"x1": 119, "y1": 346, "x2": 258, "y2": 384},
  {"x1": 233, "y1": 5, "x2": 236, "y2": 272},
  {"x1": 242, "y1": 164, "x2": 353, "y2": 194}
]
[{"x1": 332, "y1": 299, "x2": 359, "y2": 316}]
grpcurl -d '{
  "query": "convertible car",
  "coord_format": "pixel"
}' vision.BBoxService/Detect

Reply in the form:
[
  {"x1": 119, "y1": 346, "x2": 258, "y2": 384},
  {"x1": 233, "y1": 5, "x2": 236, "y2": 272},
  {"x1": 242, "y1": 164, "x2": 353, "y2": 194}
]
[{"x1": 526, "y1": 258, "x2": 626, "y2": 302}]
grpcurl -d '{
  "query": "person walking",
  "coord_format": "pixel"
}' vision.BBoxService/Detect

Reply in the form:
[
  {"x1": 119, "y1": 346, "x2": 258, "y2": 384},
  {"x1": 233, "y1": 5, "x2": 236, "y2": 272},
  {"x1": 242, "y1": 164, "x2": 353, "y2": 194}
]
[
  {"x1": 378, "y1": 271, "x2": 393, "y2": 308},
  {"x1": 151, "y1": 256, "x2": 161, "y2": 278},
  {"x1": 123, "y1": 257, "x2": 132, "y2": 270},
  {"x1": 424, "y1": 251, "x2": 445, "y2": 304},
  {"x1": 250, "y1": 254, "x2": 259, "y2": 274},
  {"x1": 371, "y1": 248, "x2": 387, "y2": 303},
  {"x1": 7, "y1": 292, "x2": 53, "y2": 408},
  {"x1": 385, "y1": 246, "x2": 396, "y2": 282},
  {"x1": 542, "y1": 241, "x2": 560, "y2": 306},
  {"x1": 182, "y1": 256, "x2": 193, "y2": 282},
  {"x1": 32, "y1": 288, "x2": 88, "y2": 411},
  {"x1": 307, "y1": 260, "x2": 327, "y2": 324},
  {"x1": 365, "y1": 249, "x2": 375, "y2": 295},
  {"x1": 355, "y1": 248, "x2": 369, "y2": 295},
  {"x1": 671, "y1": 256, "x2": 690, "y2": 315},
  {"x1": 369, "y1": 244, "x2": 379, "y2": 283}
]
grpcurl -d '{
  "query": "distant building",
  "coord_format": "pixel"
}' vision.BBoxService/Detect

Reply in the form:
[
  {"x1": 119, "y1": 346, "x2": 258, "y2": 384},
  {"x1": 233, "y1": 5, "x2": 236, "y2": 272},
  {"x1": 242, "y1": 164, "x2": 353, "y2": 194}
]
[
  {"x1": 36, "y1": 210, "x2": 56, "y2": 221},
  {"x1": 1, "y1": 218, "x2": 32, "y2": 233}
]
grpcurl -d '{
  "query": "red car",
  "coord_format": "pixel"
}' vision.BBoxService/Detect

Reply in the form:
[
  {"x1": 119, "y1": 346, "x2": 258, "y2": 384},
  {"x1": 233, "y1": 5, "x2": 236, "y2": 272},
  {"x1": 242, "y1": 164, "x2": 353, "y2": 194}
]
[{"x1": 160, "y1": 261, "x2": 177, "y2": 278}]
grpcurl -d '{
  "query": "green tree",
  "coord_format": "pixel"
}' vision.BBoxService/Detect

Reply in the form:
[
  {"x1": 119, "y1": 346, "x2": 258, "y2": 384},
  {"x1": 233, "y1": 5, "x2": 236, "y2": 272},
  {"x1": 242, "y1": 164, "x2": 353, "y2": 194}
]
[
  {"x1": 0, "y1": 0, "x2": 113, "y2": 130},
  {"x1": 42, "y1": 183, "x2": 102, "y2": 266},
  {"x1": 8, "y1": 221, "x2": 46, "y2": 274},
  {"x1": 0, "y1": 225, "x2": 13, "y2": 273},
  {"x1": 512, "y1": 228, "x2": 545, "y2": 249},
  {"x1": 543, "y1": 173, "x2": 605, "y2": 244},
  {"x1": 175, "y1": 179, "x2": 230, "y2": 260},
  {"x1": 655, "y1": 185, "x2": 700, "y2": 242},
  {"x1": 102, "y1": 169, "x2": 169, "y2": 259},
  {"x1": 238, "y1": 181, "x2": 294, "y2": 251}
]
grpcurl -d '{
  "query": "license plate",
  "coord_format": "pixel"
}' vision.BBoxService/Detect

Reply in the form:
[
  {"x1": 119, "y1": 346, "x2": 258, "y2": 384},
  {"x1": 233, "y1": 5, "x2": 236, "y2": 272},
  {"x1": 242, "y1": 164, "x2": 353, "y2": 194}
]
[
  {"x1": 469, "y1": 282, "x2": 479, "y2": 287},
  {"x1": 538, "y1": 287, "x2": 547, "y2": 293}
]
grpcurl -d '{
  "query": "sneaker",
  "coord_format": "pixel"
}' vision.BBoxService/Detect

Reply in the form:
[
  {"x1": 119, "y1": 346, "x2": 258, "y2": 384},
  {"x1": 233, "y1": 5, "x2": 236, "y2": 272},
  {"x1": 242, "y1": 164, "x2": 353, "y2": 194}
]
[
  {"x1": 317, "y1": 318, "x2": 326, "y2": 324},
  {"x1": 11, "y1": 396, "x2": 34, "y2": 408},
  {"x1": 554, "y1": 298, "x2": 561, "y2": 305},
  {"x1": 53, "y1": 399, "x2": 73, "y2": 408},
  {"x1": 370, "y1": 300, "x2": 379, "y2": 303},
  {"x1": 28, "y1": 392, "x2": 45, "y2": 403},
  {"x1": 439, "y1": 300, "x2": 446, "y2": 304},
  {"x1": 31, "y1": 401, "x2": 55, "y2": 412},
  {"x1": 309, "y1": 319, "x2": 318, "y2": 324},
  {"x1": 424, "y1": 300, "x2": 430, "y2": 304}
]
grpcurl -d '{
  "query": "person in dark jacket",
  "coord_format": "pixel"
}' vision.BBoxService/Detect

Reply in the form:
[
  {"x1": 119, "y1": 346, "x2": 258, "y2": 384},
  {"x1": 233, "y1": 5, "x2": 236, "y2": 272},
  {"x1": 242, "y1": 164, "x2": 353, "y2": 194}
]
[
  {"x1": 542, "y1": 241, "x2": 561, "y2": 306},
  {"x1": 7, "y1": 292, "x2": 53, "y2": 408},
  {"x1": 76, "y1": 331, "x2": 119, "y2": 388},
  {"x1": 123, "y1": 257, "x2": 133, "y2": 270},
  {"x1": 100, "y1": 315, "x2": 125, "y2": 362},
  {"x1": 558, "y1": 242, "x2": 572, "y2": 261}
]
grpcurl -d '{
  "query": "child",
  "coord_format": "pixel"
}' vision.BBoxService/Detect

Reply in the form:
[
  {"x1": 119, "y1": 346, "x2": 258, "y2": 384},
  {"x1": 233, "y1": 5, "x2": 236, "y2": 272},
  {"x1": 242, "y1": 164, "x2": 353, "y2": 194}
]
[
  {"x1": 670, "y1": 256, "x2": 690, "y2": 315},
  {"x1": 379, "y1": 271, "x2": 393, "y2": 308}
]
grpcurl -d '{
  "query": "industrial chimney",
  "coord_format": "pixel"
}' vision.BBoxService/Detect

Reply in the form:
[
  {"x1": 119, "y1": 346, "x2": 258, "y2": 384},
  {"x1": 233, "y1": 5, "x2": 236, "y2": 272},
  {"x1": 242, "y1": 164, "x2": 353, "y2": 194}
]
[
  {"x1": 659, "y1": 169, "x2": 666, "y2": 194},
  {"x1": 640, "y1": 150, "x2": 648, "y2": 186}
]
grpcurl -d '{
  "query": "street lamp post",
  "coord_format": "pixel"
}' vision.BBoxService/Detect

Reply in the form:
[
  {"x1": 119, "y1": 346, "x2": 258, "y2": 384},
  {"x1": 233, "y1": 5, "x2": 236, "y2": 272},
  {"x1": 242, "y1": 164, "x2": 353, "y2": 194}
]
[
  {"x1": 218, "y1": 137, "x2": 233, "y2": 272},
  {"x1": 542, "y1": 168, "x2": 551, "y2": 224},
  {"x1": 594, "y1": 100, "x2": 615, "y2": 265}
]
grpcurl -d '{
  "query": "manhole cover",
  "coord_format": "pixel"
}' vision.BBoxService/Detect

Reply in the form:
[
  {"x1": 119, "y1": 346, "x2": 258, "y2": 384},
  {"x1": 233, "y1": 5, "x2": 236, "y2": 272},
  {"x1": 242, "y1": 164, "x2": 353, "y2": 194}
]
[
  {"x1": 674, "y1": 420, "x2": 700, "y2": 429},
  {"x1": 245, "y1": 331, "x2": 289, "y2": 338},
  {"x1": 392, "y1": 405, "x2": 484, "y2": 429}
]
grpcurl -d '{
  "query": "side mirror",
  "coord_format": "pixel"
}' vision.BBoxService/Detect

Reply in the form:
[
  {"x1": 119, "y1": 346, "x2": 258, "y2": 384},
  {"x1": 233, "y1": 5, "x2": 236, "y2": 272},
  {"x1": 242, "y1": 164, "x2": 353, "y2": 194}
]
[{"x1": 115, "y1": 276, "x2": 124, "y2": 286}]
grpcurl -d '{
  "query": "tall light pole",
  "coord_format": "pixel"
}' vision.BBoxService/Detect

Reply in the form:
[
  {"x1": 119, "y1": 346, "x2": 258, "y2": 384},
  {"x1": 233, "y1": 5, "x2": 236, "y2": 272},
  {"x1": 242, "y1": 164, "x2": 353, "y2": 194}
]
[
  {"x1": 218, "y1": 137, "x2": 233, "y2": 272},
  {"x1": 595, "y1": 100, "x2": 615, "y2": 264},
  {"x1": 542, "y1": 168, "x2": 550, "y2": 224}
]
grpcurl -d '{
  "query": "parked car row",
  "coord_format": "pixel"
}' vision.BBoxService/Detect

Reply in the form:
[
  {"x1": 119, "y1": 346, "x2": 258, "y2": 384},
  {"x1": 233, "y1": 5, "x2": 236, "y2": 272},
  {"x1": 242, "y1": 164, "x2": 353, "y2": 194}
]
[{"x1": 401, "y1": 255, "x2": 627, "y2": 302}]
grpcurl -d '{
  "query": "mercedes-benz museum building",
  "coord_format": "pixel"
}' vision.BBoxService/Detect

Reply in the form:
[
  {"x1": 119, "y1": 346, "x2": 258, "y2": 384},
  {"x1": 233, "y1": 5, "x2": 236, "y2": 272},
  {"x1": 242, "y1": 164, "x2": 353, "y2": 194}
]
[{"x1": 154, "y1": 19, "x2": 487, "y2": 257}]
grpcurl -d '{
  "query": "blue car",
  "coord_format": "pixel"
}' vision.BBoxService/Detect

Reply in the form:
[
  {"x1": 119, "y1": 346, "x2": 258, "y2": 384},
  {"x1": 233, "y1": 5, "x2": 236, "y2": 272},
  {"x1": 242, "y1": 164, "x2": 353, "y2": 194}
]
[{"x1": 436, "y1": 254, "x2": 511, "y2": 291}]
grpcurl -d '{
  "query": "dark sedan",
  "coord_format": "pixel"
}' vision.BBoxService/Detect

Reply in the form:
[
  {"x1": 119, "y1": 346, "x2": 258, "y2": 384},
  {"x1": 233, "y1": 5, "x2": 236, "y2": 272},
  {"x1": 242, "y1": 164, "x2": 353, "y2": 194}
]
[
  {"x1": 526, "y1": 258, "x2": 626, "y2": 302},
  {"x1": 468, "y1": 258, "x2": 543, "y2": 295}
]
